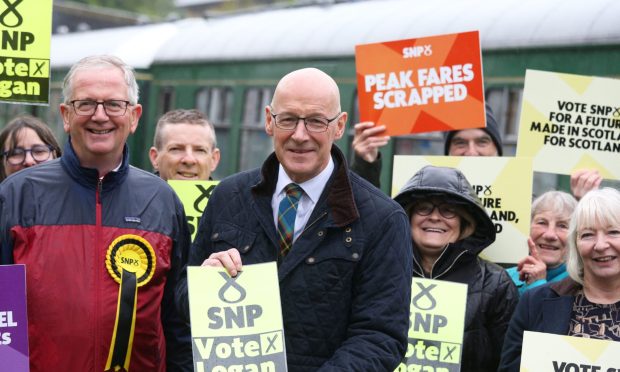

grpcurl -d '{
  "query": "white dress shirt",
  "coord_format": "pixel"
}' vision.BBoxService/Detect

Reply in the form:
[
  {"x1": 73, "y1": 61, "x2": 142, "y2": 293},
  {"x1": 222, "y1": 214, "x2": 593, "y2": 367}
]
[{"x1": 272, "y1": 157, "x2": 334, "y2": 243}]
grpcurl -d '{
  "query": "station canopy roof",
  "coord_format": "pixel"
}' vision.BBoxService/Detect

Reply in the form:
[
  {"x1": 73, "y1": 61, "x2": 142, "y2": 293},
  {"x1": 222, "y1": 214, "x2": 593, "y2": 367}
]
[{"x1": 52, "y1": 0, "x2": 620, "y2": 68}]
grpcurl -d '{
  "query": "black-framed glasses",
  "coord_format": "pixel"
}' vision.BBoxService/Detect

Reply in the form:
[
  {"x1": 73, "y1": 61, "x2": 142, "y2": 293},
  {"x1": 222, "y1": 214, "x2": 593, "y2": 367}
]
[
  {"x1": 2, "y1": 145, "x2": 54, "y2": 165},
  {"x1": 269, "y1": 108, "x2": 341, "y2": 133},
  {"x1": 412, "y1": 201, "x2": 459, "y2": 219},
  {"x1": 69, "y1": 100, "x2": 131, "y2": 117}
]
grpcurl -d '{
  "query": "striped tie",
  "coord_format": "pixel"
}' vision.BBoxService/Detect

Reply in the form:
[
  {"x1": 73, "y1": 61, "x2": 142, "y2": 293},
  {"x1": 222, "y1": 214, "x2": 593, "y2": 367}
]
[{"x1": 277, "y1": 183, "x2": 303, "y2": 257}]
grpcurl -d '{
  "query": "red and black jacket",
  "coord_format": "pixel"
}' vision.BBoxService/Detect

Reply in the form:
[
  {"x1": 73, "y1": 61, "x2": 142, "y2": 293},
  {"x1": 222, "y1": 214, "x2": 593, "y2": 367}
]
[{"x1": 1, "y1": 140, "x2": 192, "y2": 371}]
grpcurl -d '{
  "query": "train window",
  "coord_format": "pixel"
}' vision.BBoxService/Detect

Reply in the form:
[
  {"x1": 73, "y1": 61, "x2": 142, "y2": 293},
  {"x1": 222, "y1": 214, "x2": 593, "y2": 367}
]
[
  {"x1": 210, "y1": 88, "x2": 233, "y2": 124},
  {"x1": 345, "y1": 91, "x2": 361, "y2": 161},
  {"x1": 158, "y1": 86, "x2": 175, "y2": 116},
  {"x1": 195, "y1": 87, "x2": 234, "y2": 124},
  {"x1": 239, "y1": 87, "x2": 273, "y2": 172},
  {"x1": 394, "y1": 132, "x2": 444, "y2": 157},
  {"x1": 45, "y1": 89, "x2": 67, "y2": 144},
  {"x1": 0, "y1": 102, "x2": 29, "y2": 124},
  {"x1": 195, "y1": 87, "x2": 234, "y2": 179},
  {"x1": 242, "y1": 88, "x2": 271, "y2": 128},
  {"x1": 196, "y1": 89, "x2": 210, "y2": 114},
  {"x1": 486, "y1": 87, "x2": 523, "y2": 156}
]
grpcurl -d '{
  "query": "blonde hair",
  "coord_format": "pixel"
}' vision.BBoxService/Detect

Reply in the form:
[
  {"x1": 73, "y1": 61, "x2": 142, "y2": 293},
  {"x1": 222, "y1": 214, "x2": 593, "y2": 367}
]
[{"x1": 566, "y1": 188, "x2": 620, "y2": 284}]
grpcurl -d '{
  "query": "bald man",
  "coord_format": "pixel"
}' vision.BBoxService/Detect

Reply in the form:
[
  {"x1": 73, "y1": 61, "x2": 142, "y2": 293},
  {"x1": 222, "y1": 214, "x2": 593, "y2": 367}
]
[{"x1": 176, "y1": 68, "x2": 413, "y2": 370}]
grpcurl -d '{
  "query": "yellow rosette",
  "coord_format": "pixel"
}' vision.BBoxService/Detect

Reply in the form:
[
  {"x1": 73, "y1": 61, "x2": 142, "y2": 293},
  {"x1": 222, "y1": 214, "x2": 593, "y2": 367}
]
[{"x1": 105, "y1": 234, "x2": 156, "y2": 371}]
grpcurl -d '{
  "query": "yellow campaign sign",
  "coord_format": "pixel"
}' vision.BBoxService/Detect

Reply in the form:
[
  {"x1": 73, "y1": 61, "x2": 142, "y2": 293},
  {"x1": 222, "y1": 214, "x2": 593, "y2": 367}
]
[
  {"x1": 168, "y1": 180, "x2": 219, "y2": 241},
  {"x1": 396, "y1": 277, "x2": 467, "y2": 372},
  {"x1": 392, "y1": 155, "x2": 533, "y2": 265},
  {"x1": 188, "y1": 263, "x2": 286, "y2": 371},
  {"x1": 516, "y1": 69, "x2": 620, "y2": 180},
  {"x1": 521, "y1": 331, "x2": 620, "y2": 371},
  {"x1": 0, "y1": 0, "x2": 52, "y2": 104}
]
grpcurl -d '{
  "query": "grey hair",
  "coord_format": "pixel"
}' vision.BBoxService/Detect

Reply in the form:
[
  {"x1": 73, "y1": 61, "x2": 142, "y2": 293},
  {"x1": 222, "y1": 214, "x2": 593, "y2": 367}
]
[
  {"x1": 566, "y1": 188, "x2": 620, "y2": 284},
  {"x1": 531, "y1": 190, "x2": 577, "y2": 220},
  {"x1": 62, "y1": 55, "x2": 139, "y2": 104}
]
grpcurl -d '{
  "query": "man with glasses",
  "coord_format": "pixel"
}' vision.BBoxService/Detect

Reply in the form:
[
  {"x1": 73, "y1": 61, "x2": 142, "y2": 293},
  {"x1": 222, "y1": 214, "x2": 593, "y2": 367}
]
[
  {"x1": 149, "y1": 109, "x2": 220, "y2": 181},
  {"x1": 177, "y1": 67, "x2": 413, "y2": 370},
  {"x1": 0, "y1": 55, "x2": 191, "y2": 371}
]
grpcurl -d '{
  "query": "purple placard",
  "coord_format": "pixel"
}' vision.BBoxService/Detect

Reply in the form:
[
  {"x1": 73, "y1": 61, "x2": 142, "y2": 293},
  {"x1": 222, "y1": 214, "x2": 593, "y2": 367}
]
[{"x1": 0, "y1": 264, "x2": 29, "y2": 371}]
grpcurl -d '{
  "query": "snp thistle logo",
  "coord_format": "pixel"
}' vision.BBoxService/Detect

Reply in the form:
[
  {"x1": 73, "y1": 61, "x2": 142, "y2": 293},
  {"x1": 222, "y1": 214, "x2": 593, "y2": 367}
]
[
  {"x1": 403, "y1": 45, "x2": 432, "y2": 59},
  {"x1": 0, "y1": 0, "x2": 24, "y2": 28}
]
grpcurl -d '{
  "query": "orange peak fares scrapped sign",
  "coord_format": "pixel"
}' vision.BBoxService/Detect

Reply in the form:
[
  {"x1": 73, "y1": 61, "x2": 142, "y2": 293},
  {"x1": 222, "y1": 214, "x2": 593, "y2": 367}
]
[
  {"x1": 0, "y1": 0, "x2": 52, "y2": 104},
  {"x1": 355, "y1": 31, "x2": 485, "y2": 136}
]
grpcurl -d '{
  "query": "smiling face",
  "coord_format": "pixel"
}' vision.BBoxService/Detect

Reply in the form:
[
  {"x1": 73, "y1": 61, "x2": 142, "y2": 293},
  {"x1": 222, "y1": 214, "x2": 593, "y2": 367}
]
[
  {"x1": 577, "y1": 224, "x2": 620, "y2": 285},
  {"x1": 410, "y1": 197, "x2": 462, "y2": 260},
  {"x1": 60, "y1": 66, "x2": 142, "y2": 174},
  {"x1": 530, "y1": 210, "x2": 570, "y2": 267},
  {"x1": 149, "y1": 123, "x2": 220, "y2": 181},
  {"x1": 266, "y1": 68, "x2": 347, "y2": 184},
  {"x1": 3, "y1": 127, "x2": 51, "y2": 176}
]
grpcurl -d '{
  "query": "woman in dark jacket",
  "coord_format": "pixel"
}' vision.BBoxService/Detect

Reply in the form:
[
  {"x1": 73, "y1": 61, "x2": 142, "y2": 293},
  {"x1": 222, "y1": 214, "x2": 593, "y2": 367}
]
[
  {"x1": 394, "y1": 165, "x2": 518, "y2": 372},
  {"x1": 499, "y1": 188, "x2": 620, "y2": 371}
]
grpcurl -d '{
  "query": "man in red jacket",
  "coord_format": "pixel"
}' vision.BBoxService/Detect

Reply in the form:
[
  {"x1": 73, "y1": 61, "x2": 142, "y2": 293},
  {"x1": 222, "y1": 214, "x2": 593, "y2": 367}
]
[{"x1": 0, "y1": 55, "x2": 192, "y2": 371}]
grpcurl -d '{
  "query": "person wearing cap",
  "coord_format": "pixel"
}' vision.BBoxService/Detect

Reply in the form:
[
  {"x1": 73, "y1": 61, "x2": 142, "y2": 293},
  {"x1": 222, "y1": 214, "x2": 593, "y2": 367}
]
[
  {"x1": 394, "y1": 165, "x2": 518, "y2": 372},
  {"x1": 350, "y1": 104, "x2": 502, "y2": 188},
  {"x1": 443, "y1": 104, "x2": 503, "y2": 156}
]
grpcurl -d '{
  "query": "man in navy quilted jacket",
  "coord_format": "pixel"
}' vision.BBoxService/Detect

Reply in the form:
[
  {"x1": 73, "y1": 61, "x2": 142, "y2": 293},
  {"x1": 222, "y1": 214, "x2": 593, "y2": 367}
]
[{"x1": 177, "y1": 67, "x2": 413, "y2": 371}]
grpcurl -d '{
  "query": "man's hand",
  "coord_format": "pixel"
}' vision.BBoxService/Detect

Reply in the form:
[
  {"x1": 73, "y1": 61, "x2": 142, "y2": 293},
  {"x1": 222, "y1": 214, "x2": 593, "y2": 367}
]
[
  {"x1": 352, "y1": 122, "x2": 390, "y2": 163},
  {"x1": 201, "y1": 248, "x2": 243, "y2": 277},
  {"x1": 570, "y1": 169, "x2": 602, "y2": 200}
]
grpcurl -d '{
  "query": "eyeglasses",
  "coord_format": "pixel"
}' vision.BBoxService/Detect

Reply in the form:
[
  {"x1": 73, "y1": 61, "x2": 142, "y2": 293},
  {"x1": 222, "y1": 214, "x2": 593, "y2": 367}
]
[
  {"x1": 269, "y1": 108, "x2": 341, "y2": 133},
  {"x1": 69, "y1": 100, "x2": 131, "y2": 117},
  {"x1": 412, "y1": 201, "x2": 459, "y2": 219},
  {"x1": 2, "y1": 145, "x2": 54, "y2": 165}
]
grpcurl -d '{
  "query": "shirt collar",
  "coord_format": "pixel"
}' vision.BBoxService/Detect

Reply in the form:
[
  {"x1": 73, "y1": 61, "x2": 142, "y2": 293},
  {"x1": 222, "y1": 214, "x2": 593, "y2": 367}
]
[{"x1": 275, "y1": 157, "x2": 334, "y2": 203}]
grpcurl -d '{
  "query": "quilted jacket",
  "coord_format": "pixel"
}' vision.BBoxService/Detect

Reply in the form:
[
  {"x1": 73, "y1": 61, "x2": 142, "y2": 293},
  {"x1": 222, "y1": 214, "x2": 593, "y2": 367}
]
[
  {"x1": 394, "y1": 165, "x2": 519, "y2": 372},
  {"x1": 177, "y1": 145, "x2": 413, "y2": 371}
]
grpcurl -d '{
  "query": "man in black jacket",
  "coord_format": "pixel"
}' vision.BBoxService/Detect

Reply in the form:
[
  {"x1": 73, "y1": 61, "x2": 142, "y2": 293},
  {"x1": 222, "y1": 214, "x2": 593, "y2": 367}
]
[{"x1": 177, "y1": 67, "x2": 413, "y2": 371}]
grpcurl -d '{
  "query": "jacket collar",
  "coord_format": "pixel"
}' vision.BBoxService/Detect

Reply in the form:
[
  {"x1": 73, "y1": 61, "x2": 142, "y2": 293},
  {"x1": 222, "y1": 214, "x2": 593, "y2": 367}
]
[
  {"x1": 540, "y1": 277, "x2": 581, "y2": 334},
  {"x1": 252, "y1": 145, "x2": 359, "y2": 227},
  {"x1": 60, "y1": 137, "x2": 130, "y2": 190},
  {"x1": 550, "y1": 276, "x2": 582, "y2": 296}
]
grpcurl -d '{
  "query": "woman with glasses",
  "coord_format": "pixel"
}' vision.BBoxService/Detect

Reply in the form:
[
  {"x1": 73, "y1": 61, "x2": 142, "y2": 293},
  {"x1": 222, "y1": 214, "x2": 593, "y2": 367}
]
[
  {"x1": 0, "y1": 115, "x2": 62, "y2": 181},
  {"x1": 394, "y1": 165, "x2": 518, "y2": 372}
]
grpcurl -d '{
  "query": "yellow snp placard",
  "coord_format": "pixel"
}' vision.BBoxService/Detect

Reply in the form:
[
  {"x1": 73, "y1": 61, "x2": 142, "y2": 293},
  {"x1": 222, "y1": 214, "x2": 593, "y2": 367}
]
[
  {"x1": 517, "y1": 69, "x2": 620, "y2": 180},
  {"x1": 396, "y1": 277, "x2": 467, "y2": 372},
  {"x1": 0, "y1": 0, "x2": 52, "y2": 104},
  {"x1": 188, "y1": 263, "x2": 287, "y2": 372},
  {"x1": 168, "y1": 180, "x2": 219, "y2": 242},
  {"x1": 392, "y1": 155, "x2": 533, "y2": 265},
  {"x1": 521, "y1": 331, "x2": 620, "y2": 371}
]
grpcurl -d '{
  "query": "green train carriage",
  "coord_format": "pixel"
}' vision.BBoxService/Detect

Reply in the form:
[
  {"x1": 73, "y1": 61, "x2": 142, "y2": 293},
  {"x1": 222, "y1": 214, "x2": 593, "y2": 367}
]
[{"x1": 2, "y1": 0, "x2": 618, "y2": 194}]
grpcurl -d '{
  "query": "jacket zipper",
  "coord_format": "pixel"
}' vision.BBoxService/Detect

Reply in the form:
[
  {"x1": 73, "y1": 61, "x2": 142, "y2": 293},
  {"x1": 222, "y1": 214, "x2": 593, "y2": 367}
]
[
  {"x1": 95, "y1": 176, "x2": 103, "y2": 369},
  {"x1": 413, "y1": 243, "x2": 468, "y2": 280}
]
